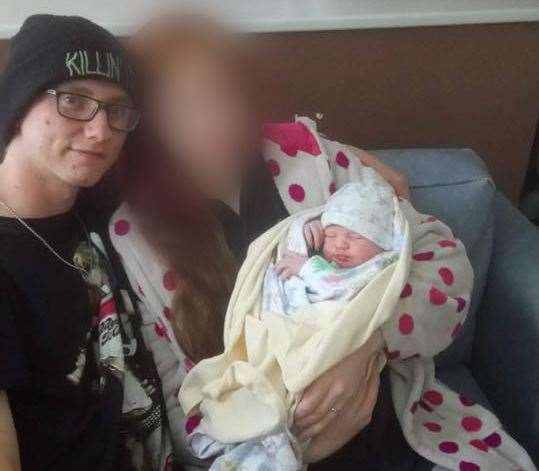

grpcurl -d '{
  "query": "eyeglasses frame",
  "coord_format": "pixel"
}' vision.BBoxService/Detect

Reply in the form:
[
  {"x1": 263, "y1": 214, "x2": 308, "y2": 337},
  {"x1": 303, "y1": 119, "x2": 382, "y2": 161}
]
[{"x1": 45, "y1": 89, "x2": 140, "y2": 132}]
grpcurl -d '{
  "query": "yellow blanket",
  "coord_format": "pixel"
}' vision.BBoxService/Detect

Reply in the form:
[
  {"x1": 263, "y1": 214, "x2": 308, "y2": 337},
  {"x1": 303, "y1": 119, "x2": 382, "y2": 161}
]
[{"x1": 179, "y1": 200, "x2": 411, "y2": 443}]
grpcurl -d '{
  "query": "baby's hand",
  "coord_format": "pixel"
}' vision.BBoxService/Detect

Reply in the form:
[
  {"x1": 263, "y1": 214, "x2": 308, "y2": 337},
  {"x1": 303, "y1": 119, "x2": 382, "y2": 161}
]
[
  {"x1": 275, "y1": 251, "x2": 308, "y2": 280},
  {"x1": 304, "y1": 220, "x2": 324, "y2": 251}
]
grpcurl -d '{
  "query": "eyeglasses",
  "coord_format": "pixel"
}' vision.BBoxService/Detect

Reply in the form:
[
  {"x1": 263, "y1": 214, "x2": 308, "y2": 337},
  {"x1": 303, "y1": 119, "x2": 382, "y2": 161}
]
[{"x1": 46, "y1": 89, "x2": 140, "y2": 133}]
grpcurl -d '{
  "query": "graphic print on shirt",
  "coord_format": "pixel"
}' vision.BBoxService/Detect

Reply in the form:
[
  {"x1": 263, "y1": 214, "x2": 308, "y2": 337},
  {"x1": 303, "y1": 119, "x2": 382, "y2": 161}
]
[
  {"x1": 62, "y1": 240, "x2": 106, "y2": 387},
  {"x1": 66, "y1": 334, "x2": 89, "y2": 385},
  {"x1": 72, "y1": 239, "x2": 125, "y2": 380}
]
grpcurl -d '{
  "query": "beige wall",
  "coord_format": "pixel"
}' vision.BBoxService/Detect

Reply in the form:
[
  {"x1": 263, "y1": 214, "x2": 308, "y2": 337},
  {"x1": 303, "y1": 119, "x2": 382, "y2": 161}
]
[{"x1": 2, "y1": 22, "x2": 538, "y2": 201}]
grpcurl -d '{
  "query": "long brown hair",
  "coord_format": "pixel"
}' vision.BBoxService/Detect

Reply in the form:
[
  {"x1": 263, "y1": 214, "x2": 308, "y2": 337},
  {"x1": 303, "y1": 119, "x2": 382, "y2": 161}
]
[{"x1": 122, "y1": 13, "x2": 256, "y2": 362}]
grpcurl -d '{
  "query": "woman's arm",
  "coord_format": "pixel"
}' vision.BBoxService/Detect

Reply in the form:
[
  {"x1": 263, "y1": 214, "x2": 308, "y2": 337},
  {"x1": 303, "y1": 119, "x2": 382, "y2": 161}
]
[
  {"x1": 303, "y1": 366, "x2": 380, "y2": 463},
  {"x1": 0, "y1": 391, "x2": 21, "y2": 471},
  {"x1": 381, "y1": 210, "x2": 473, "y2": 359},
  {"x1": 345, "y1": 147, "x2": 410, "y2": 200},
  {"x1": 266, "y1": 121, "x2": 471, "y2": 459},
  {"x1": 294, "y1": 331, "x2": 385, "y2": 460}
]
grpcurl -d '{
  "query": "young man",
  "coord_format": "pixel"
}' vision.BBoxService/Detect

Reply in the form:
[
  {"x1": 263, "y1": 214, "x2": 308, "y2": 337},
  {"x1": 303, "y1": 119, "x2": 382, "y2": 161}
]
[{"x1": 0, "y1": 15, "x2": 173, "y2": 471}]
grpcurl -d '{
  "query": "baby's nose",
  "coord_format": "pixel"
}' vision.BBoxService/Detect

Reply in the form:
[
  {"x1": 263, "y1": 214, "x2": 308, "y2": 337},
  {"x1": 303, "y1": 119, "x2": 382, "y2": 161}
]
[{"x1": 336, "y1": 237, "x2": 349, "y2": 248}]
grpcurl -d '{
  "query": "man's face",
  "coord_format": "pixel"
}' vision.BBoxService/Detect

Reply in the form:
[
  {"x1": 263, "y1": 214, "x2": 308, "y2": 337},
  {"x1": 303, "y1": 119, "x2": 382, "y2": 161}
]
[
  {"x1": 322, "y1": 225, "x2": 384, "y2": 268},
  {"x1": 16, "y1": 79, "x2": 131, "y2": 188}
]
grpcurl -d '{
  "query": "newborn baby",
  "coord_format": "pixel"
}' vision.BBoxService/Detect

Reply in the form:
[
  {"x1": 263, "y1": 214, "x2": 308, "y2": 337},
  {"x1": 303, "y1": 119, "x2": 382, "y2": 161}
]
[
  {"x1": 272, "y1": 182, "x2": 399, "y2": 310},
  {"x1": 188, "y1": 180, "x2": 404, "y2": 470}
]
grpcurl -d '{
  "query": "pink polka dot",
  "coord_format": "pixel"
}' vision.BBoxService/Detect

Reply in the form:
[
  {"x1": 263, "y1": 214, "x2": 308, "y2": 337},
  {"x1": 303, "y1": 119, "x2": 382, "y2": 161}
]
[
  {"x1": 288, "y1": 184, "x2": 305, "y2": 202},
  {"x1": 262, "y1": 122, "x2": 321, "y2": 157},
  {"x1": 266, "y1": 159, "x2": 280, "y2": 177},
  {"x1": 336, "y1": 151, "x2": 350, "y2": 168},
  {"x1": 462, "y1": 416, "x2": 482, "y2": 432},
  {"x1": 438, "y1": 239, "x2": 457, "y2": 248},
  {"x1": 163, "y1": 271, "x2": 177, "y2": 291},
  {"x1": 413, "y1": 251, "x2": 434, "y2": 261},
  {"x1": 439, "y1": 441, "x2": 459, "y2": 453},
  {"x1": 424, "y1": 390, "x2": 444, "y2": 406},
  {"x1": 438, "y1": 267, "x2": 454, "y2": 285},
  {"x1": 425, "y1": 216, "x2": 437, "y2": 223},
  {"x1": 410, "y1": 401, "x2": 419, "y2": 414},
  {"x1": 400, "y1": 283, "x2": 412, "y2": 298},
  {"x1": 483, "y1": 432, "x2": 501, "y2": 448},
  {"x1": 185, "y1": 414, "x2": 201, "y2": 434},
  {"x1": 469, "y1": 439, "x2": 489, "y2": 452},
  {"x1": 329, "y1": 182, "x2": 337, "y2": 194},
  {"x1": 459, "y1": 395, "x2": 475, "y2": 407},
  {"x1": 163, "y1": 306, "x2": 172, "y2": 319},
  {"x1": 398, "y1": 314, "x2": 414, "y2": 335},
  {"x1": 114, "y1": 219, "x2": 130, "y2": 236},
  {"x1": 452, "y1": 322, "x2": 463, "y2": 339},
  {"x1": 423, "y1": 422, "x2": 442, "y2": 432},
  {"x1": 429, "y1": 287, "x2": 448, "y2": 305},
  {"x1": 154, "y1": 321, "x2": 169, "y2": 339},
  {"x1": 455, "y1": 296, "x2": 467, "y2": 313},
  {"x1": 460, "y1": 461, "x2": 480, "y2": 471}
]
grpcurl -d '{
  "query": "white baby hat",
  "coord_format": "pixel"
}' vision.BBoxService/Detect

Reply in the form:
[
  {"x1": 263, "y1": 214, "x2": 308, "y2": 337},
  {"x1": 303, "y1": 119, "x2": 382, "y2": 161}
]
[{"x1": 321, "y1": 178, "x2": 396, "y2": 251}]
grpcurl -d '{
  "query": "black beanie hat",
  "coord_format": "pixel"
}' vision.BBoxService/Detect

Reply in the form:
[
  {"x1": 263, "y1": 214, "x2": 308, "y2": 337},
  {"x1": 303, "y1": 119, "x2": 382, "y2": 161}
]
[{"x1": 0, "y1": 14, "x2": 134, "y2": 148}]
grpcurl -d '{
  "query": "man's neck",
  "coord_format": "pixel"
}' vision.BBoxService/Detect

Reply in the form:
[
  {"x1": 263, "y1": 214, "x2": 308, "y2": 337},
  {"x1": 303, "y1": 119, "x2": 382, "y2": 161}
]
[{"x1": 0, "y1": 144, "x2": 78, "y2": 218}]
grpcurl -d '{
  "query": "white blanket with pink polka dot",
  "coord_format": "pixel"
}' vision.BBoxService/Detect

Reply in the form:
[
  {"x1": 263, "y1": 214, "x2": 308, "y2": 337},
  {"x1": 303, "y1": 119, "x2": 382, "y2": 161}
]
[{"x1": 178, "y1": 117, "x2": 535, "y2": 471}]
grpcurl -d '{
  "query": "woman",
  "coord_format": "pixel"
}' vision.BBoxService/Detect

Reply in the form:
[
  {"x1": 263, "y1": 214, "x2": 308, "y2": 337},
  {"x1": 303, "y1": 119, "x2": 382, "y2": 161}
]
[{"x1": 110, "y1": 14, "x2": 458, "y2": 470}]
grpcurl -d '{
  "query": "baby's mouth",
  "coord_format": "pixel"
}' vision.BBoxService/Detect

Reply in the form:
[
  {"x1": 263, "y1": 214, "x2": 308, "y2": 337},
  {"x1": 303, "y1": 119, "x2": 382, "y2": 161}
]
[{"x1": 333, "y1": 254, "x2": 349, "y2": 264}]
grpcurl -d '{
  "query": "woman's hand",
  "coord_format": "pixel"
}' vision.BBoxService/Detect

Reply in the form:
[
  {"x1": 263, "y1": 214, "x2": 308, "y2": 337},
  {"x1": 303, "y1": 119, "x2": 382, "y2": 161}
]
[
  {"x1": 293, "y1": 332, "x2": 385, "y2": 447},
  {"x1": 347, "y1": 147, "x2": 411, "y2": 200},
  {"x1": 275, "y1": 251, "x2": 308, "y2": 280},
  {"x1": 303, "y1": 369, "x2": 380, "y2": 463},
  {"x1": 303, "y1": 220, "x2": 324, "y2": 251}
]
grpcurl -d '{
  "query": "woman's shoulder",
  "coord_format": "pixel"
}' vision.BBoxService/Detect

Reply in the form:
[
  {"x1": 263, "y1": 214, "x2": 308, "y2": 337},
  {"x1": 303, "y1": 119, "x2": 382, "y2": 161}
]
[
  {"x1": 107, "y1": 203, "x2": 164, "y2": 273},
  {"x1": 109, "y1": 202, "x2": 135, "y2": 232},
  {"x1": 108, "y1": 202, "x2": 139, "y2": 251}
]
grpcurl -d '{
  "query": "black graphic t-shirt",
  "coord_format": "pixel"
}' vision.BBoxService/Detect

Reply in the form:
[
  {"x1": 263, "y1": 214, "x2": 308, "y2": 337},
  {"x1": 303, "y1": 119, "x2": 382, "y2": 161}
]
[{"x1": 0, "y1": 210, "x2": 129, "y2": 471}]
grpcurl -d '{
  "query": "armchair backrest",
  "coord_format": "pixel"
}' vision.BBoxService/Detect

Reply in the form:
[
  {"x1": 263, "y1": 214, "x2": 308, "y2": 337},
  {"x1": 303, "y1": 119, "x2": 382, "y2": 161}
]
[{"x1": 375, "y1": 148, "x2": 495, "y2": 366}]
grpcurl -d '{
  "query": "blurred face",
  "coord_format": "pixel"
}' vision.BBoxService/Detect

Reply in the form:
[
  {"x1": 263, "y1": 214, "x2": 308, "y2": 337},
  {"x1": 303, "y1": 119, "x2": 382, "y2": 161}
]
[
  {"x1": 17, "y1": 79, "x2": 131, "y2": 188},
  {"x1": 149, "y1": 52, "x2": 255, "y2": 198},
  {"x1": 322, "y1": 225, "x2": 383, "y2": 268}
]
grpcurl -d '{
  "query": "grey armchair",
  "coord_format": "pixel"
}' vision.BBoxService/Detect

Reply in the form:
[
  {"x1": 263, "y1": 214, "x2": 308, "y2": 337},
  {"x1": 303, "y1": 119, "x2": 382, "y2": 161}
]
[{"x1": 374, "y1": 149, "x2": 539, "y2": 468}]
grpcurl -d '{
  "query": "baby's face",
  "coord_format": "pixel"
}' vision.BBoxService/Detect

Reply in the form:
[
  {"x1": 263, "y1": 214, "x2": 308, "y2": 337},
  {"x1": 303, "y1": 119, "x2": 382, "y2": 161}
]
[{"x1": 322, "y1": 225, "x2": 383, "y2": 268}]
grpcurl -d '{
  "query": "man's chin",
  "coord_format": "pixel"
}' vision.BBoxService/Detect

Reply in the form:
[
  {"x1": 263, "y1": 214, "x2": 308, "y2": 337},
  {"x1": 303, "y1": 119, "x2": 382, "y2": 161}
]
[{"x1": 62, "y1": 170, "x2": 107, "y2": 189}]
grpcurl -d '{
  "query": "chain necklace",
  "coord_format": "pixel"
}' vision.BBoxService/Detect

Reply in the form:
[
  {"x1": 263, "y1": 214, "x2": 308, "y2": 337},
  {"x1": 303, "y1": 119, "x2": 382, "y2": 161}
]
[{"x1": 0, "y1": 199, "x2": 90, "y2": 276}]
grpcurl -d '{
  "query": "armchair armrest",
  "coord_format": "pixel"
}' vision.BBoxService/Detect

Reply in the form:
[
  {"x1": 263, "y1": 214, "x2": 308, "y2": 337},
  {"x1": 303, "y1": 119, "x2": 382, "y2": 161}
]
[{"x1": 472, "y1": 192, "x2": 539, "y2": 464}]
